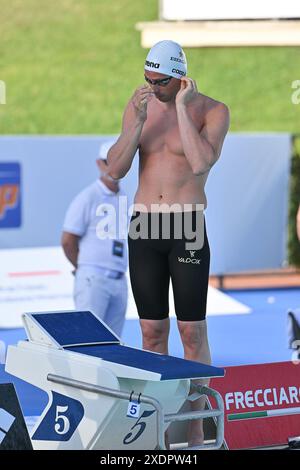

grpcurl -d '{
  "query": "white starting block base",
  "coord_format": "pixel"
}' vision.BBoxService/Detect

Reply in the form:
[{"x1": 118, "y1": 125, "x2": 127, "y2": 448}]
[{"x1": 5, "y1": 310, "x2": 225, "y2": 450}]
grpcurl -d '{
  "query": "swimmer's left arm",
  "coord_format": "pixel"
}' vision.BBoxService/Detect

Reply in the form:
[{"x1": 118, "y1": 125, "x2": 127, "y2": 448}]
[
  {"x1": 198, "y1": 103, "x2": 230, "y2": 173},
  {"x1": 176, "y1": 79, "x2": 230, "y2": 175}
]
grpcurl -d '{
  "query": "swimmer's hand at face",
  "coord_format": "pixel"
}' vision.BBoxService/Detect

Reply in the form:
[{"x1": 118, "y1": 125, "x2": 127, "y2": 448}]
[
  {"x1": 175, "y1": 77, "x2": 198, "y2": 107},
  {"x1": 131, "y1": 85, "x2": 154, "y2": 123}
]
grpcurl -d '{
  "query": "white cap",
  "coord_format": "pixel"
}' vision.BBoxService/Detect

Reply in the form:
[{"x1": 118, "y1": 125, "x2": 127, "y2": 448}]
[
  {"x1": 98, "y1": 138, "x2": 118, "y2": 161},
  {"x1": 144, "y1": 40, "x2": 187, "y2": 80}
]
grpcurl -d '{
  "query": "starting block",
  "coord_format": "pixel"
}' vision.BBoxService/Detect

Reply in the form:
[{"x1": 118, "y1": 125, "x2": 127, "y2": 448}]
[{"x1": 5, "y1": 310, "x2": 225, "y2": 450}]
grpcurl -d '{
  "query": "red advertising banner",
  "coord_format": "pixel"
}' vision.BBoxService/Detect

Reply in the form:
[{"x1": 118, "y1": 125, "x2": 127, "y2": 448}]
[{"x1": 210, "y1": 361, "x2": 300, "y2": 449}]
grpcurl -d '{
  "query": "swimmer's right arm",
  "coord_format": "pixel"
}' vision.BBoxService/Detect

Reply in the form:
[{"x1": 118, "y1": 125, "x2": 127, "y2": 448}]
[{"x1": 107, "y1": 86, "x2": 153, "y2": 179}]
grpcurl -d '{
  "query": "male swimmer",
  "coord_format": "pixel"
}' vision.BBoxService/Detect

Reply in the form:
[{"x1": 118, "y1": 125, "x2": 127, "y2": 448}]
[{"x1": 108, "y1": 40, "x2": 229, "y2": 447}]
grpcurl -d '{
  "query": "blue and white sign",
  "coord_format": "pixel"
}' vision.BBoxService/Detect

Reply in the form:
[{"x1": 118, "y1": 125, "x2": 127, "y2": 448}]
[
  {"x1": 32, "y1": 391, "x2": 84, "y2": 441},
  {"x1": 126, "y1": 401, "x2": 141, "y2": 419}
]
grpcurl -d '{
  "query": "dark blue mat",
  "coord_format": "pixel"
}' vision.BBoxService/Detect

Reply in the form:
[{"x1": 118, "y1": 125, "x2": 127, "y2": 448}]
[{"x1": 68, "y1": 344, "x2": 224, "y2": 380}]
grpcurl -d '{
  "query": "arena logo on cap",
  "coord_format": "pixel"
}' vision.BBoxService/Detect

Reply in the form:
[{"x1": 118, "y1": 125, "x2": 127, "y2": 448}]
[{"x1": 145, "y1": 61, "x2": 160, "y2": 69}]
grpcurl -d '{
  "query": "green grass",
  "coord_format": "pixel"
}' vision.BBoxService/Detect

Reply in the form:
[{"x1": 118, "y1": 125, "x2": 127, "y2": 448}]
[{"x1": 0, "y1": 0, "x2": 299, "y2": 134}]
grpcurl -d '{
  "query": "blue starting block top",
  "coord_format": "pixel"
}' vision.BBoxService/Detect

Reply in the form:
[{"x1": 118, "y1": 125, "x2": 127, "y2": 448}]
[
  {"x1": 68, "y1": 344, "x2": 224, "y2": 380},
  {"x1": 31, "y1": 311, "x2": 120, "y2": 346},
  {"x1": 29, "y1": 311, "x2": 224, "y2": 380}
]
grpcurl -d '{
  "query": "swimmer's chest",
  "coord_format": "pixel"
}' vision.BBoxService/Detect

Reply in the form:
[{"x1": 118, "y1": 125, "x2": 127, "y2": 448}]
[{"x1": 140, "y1": 105, "x2": 203, "y2": 157}]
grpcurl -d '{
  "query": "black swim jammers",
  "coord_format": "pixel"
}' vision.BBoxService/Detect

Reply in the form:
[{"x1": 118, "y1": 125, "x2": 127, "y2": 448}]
[{"x1": 128, "y1": 211, "x2": 210, "y2": 322}]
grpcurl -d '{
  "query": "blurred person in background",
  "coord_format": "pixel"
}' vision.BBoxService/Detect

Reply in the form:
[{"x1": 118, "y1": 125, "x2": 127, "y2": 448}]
[{"x1": 61, "y1": 139, "x2": 128, "y2": 337}]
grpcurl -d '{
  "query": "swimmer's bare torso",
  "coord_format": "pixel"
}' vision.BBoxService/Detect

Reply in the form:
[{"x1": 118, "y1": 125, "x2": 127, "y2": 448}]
[
  {"x1": 137, "y1": 93, "x2": 214, "y2": 211},
  {"x1": 108, "y1": 75, "x2": 229, "y2": 212}
]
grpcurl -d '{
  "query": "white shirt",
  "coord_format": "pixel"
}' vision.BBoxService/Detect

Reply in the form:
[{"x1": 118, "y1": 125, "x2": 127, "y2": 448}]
[{"x1": 63, "y1": 180, "x2": 128, "y2": 272}]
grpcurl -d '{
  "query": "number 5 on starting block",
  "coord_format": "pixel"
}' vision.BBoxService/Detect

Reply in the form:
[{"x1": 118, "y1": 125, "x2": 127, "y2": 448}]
[{"x1": 127, "y1": 401, "x2": 140, "y2": 419}]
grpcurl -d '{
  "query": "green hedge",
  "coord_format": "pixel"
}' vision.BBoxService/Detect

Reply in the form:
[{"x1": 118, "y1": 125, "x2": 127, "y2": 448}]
[{"x1": 288, "y1": 135, "x2": 300, "y2": 267}]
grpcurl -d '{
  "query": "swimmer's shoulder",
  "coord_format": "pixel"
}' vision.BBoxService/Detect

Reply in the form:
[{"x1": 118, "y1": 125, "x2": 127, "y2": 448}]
[{"x1": 193, "y1": 93, "x2": 230, "y2": 124}]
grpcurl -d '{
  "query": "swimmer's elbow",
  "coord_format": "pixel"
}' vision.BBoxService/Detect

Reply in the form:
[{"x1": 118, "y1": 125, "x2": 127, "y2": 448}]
[
  {"x1": 192, "y1": 164, "x2": 211, "y2": 176},
  {"x1": 107, "y1": 151, "x2": 131, "y2": 179},
  {"x1": 109, "y1": 164, "x2": 130, "y2": 179},
  {"x1": 192, "y1": 152, "x2": 219, "y2": 175},
  {"x1": 110, "y1": 170, "x2": 127, "y2": 179}
]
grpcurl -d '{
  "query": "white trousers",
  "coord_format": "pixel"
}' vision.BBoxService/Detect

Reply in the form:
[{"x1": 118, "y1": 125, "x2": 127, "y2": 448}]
[{"x1": 74, "y1": 266, "x2": 128, "y2": 337}]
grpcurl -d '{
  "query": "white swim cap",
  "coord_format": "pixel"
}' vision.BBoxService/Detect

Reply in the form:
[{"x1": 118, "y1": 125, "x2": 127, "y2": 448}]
[{"x1": 144, "y1": 40, "x2": 187, "y2": 80}]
